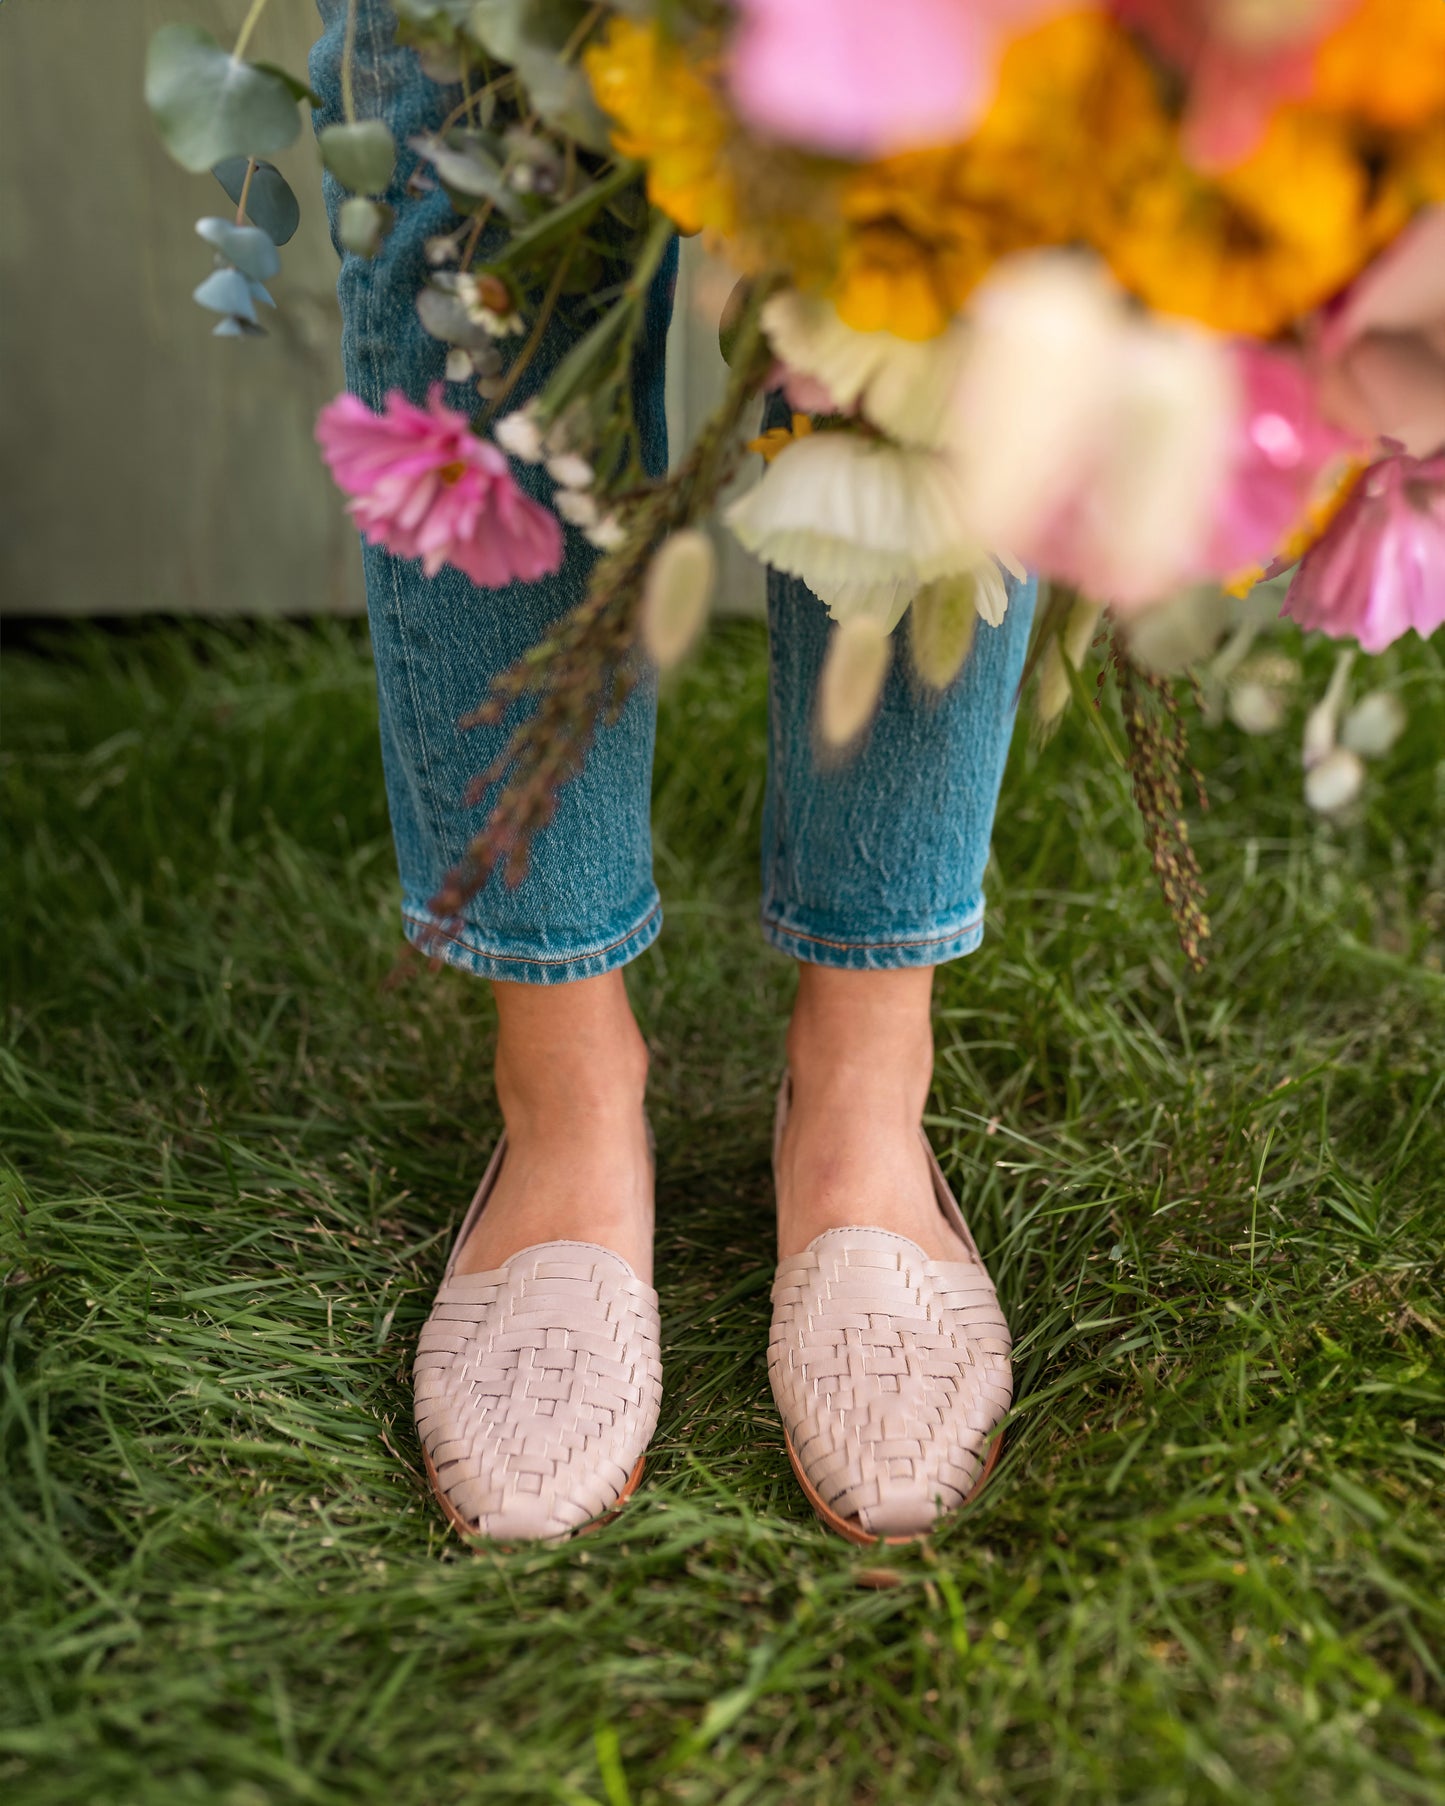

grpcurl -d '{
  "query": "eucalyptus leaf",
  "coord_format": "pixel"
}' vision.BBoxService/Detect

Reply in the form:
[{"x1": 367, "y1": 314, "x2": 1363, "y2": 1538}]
[
  {"x1": 718, "y1": 280, "x2": 750, "y2": 368},
  {"x1": 513, "y1": 44, "x2": 611, "y2": 151},
  {"x1": 320, "y1": 120, "x2": 397, "y2": 196},
  {"x1": 252, "y1": 62, "x2": 321, "y2": 107},
  {"x1": 195, "y1": 218, "x2": 281, "y2": 283},
  {"x1": 408, "y1": 131, "x2": 529, "y2": 220},
  {"x1": 468, "y1": 0, "x2": 613, "y2": 150},
  {"x1": 193, "y1": 267, "x2": 261, "y2": 324},
  {"x1": 213, "y1": 157, "x2": 301, "y2": 245},
  {"x1": 466, "y1": 0, "x2": 529, "y2": 61},
  {"x1": 213, "y1": 315, "x2": 268, "y2": 338},
  {"x1": 338, "y1": 196, "x2": 395, "y2": 259},
  {"x1": 146, "y1": 25, "x2": 300, "y2": 173},
  {"x1": 396, "y1": 0, "x2": 477, "y2": 29}
]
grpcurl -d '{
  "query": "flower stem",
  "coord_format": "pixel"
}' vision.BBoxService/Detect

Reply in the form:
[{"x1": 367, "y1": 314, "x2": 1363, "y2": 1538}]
[
  {"x1": 232, "y1": 0, "x2": 273, "y2": 62},
  {"x1": 427, "y1": 281, "x2": 778, "y2": 919},
  {"x1": 340, "y1": 0, "x2": 358, "y2": 125},
  {"x1": 235, "y1": 156, "x2": 258, "y2": 227},
  {"x1": 480, "y1": 248, "x2": 576, "y2": 425}
]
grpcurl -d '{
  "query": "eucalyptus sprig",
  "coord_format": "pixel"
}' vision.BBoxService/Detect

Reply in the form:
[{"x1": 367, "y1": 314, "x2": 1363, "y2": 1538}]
[{"x1": 426, "y1": 279, "x2": 778, "y2": 918}]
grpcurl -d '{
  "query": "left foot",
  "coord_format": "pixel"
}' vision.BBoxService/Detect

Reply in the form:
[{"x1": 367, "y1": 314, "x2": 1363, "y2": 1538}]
[{"x1": 775, "y1": 966, "x2": 971, "y2": 1262}]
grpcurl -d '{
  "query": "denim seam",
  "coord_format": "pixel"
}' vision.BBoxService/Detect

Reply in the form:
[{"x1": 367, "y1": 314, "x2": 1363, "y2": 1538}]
[
  {"x1": 761, "y1": 581, "x2": 785, "y2": 914},
  {"x1": 402, "y1": 898, "x2": 662, "y2": 968},
  {"x1": 356, "y1": 55, "x2": 452, "y2": 883},
  {"x1": 758, "y1": 904, "x2": 983, "y2": 955}
]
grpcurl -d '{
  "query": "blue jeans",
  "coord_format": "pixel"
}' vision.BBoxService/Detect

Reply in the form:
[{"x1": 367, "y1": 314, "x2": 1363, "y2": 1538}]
[{"x1": 310, "y1": 4, "x2": 1037, "y2": 985}]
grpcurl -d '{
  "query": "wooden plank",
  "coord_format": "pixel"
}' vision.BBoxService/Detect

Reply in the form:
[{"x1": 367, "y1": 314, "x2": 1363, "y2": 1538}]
[{"x1": 0, "y1": 2, "x2": 761, "y2": 617}]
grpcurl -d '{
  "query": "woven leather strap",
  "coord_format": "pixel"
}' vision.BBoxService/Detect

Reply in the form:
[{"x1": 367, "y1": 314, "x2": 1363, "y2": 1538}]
[
  {"x1": 414, "y1": 1241, "x2": 662, "y2": 1541},
  {"x1": 769, "y1": 1227, "x2": 1012, "y2": 1537}
]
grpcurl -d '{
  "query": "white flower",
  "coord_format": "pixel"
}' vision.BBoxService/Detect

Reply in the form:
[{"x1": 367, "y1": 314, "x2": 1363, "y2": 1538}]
[
  {"x1": 545, "y1": 452, "x2": 595, "y2": 490},
  {"x1": 761, "y1": 290, "x2": 969, "y2": 448},
  {"x1": 726, "y1": 430, "x2": 998, "y2": 630},
  {"x1": 444, "y1": 346, "x2": 475, "y2": 383},
  {"x1": 585, "y1": 513, "x2": 627, "y2": 552},
  {"x1": 456, "y1": 273, "x2": 524, "y2": 336},
  {"x1": 493, "y1": 406, "x2": 544, "y2": 463},
  {"x1": 945, "y1": 251, "x2": 1238, "y2": 609},
  {"x1": 554, "y1": 488, "x2": 599, "y2": 529}
]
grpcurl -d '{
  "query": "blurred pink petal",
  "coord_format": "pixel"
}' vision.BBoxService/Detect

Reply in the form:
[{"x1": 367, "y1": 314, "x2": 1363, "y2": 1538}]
[
  {"x1": 1316, "y1": 207, "x2": 1445, "y2": 456},
  {"x1": 1112, "y1": 0, "x2": 1348, "y2": 168},
  {"x1": 316, "y1": 386, "x2": 562, "y2": 589},
  {"x1": 728, "y1": 0, "x2": 1060, "y2": 158},
  {"x1": 1283, "y1": 448, "x2": 1445, "y2": 651},
  {"x1": 764, "y1": 359, "x2": 844, "y2": 414},
  {"x1": 1207, "y1": 343, "x2": 1362, "y2": 574}
]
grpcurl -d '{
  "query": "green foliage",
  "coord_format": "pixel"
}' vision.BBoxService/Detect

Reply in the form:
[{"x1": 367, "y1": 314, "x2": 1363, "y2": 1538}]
[
  {"x1": 2, "y1": 620, "x2": 1443, "y2": 1803},
  {"x1": 145, "y1": 25, "x2": 301, "y2": 174},
  {"x1": 212, "y1": 156, "x2": 301, "y2": 247},
  {"x1": 319, "y1": 121, "x2": 399, "y2": 197}
]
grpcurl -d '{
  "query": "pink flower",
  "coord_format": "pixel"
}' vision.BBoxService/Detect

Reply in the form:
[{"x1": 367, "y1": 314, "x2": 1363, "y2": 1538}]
[
  {"x1": 728, "y1": 0, "x2": 1062, "y2": 159},
  {"x1": 1112, "y1": 0, "x2": 1349, "y2": 169},
  {"x1": 1207, "y1": 342, "x2": 1362, "y2": 576},
  {"x1": 1283, "y1": 448, "x2": 1445, "y2": 651},
  {"x1": 1315, "y1": 207, "x2": 1445, "y2": 458},
  {"x1": 315, "y1": 385, "x2": 563, "y2": 588}
]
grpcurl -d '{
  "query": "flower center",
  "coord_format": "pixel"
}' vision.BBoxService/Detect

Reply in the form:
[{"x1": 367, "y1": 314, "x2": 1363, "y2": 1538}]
[{"x1": 438, "y1": 459, "x2": 467, "y2": 485}]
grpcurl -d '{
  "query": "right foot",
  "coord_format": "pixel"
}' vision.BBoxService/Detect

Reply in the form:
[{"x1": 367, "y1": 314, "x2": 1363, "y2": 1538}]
[
  {"x1": 451, "y1": 975, "x2": 655, "y2": 1281},
  {"x1": 452, "y1": 1102, "x2": 655, "y2": 1281}
]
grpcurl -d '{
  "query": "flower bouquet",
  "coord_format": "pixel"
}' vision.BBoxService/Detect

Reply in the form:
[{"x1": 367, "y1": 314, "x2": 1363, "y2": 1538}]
[{"x1": 147, "y1": 0, "x2": 1445, "y2": 963}]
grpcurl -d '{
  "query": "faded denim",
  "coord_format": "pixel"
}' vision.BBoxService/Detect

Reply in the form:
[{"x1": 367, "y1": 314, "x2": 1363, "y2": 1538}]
[{"x1": 311, "y1": 3, "x2": 1037, "y2": 984}]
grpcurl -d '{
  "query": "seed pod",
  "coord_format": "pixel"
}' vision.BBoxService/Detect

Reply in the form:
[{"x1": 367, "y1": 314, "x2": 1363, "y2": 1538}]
[
  {"x1": 909, "y1": 577, "x2": 979, "y2": 690},
  {"x1": 640, "y1": 529, "x2": 715, "y2": 668},
  {"x1": 1037, "y1": 598, "x2": 1101, "y2": 727},
  {"x1": 819, "y1": 616, "x2": 892, "y2": 747},
  {"x1": 1341, "y1": 690, "x2": 1406, "y2": 759},
  {"x1": 1304, "y1": 746, "x2": 1365, "y2": 815}
]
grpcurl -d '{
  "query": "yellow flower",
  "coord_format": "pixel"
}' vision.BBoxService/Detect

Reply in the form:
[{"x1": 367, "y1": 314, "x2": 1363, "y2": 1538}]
[
  {"x1": 828, "y1": 13, "x2": 1161, "y2": 340},
  {"x1": 748, "y1": 414, "x2": 814, "y2": 464},
  {"x1": 583, "y1": 20, "x2": 734, "y2": 236},
  {"x1": 1313, "y1": 0, "x2": 1445, "y2": 131},
  {"x1": 1224, "y1": 456, "x2": 1369, "y2": 598},
  {"x1": 1096, "y1": 107, "x2": 1380, "y2": 336},
  {"x1": 832, "y1": 175, "x2": 1004, "y2": 340}
]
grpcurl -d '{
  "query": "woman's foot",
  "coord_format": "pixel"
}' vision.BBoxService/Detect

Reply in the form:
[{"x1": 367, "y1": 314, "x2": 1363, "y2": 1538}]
[
  {"x1": 451, "y1": 971, "x2": 656, "y2": 1282},
  {"x1": 774, "y1": 964, "x2": 968, "y2": 1262},
  {"x1": 768, "y1": 963, "x2": 1013, "y2": 1542},
  {"x1": 415, "y1": 970, "x2": 662, "y2": 1543}
]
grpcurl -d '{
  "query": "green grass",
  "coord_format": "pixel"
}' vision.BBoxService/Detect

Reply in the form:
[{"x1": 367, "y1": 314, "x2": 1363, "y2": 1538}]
[{"x1": 2, "y1": 615, "x2": 1443, "y2": 1806}]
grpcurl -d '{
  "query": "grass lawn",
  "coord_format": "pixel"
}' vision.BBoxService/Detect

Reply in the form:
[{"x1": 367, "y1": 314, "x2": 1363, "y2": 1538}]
[{"x1": 2, "y1": 615, "x2": 1443, "y2": 1805}]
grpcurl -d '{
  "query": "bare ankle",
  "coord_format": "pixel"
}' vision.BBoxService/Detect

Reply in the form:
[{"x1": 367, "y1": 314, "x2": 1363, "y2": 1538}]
[
  {"x1": 492, "y1": 970, "x2": 649, "y2": 1141},
  {"x1": 786, "y1": 965, "x2": 934, "y2": 1110}
]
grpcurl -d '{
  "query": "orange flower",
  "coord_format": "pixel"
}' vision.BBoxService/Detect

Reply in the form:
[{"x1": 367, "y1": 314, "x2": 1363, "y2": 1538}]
[
  {"x1": 583, "y1": 20, "x2": 735, "y2": 236},
  {"x1": 829, "y1": 12, "x2": 1155, "y2": 339},
  {"x1": 1096, "y1": 106, "x2": 1381, "y2": 336},
  {"x1": 1313, "y1": 0, "x2": 1445, "y2": 130}
]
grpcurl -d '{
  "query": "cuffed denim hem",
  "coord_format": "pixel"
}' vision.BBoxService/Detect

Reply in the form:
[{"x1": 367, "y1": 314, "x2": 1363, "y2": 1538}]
[
  {"x1": 400, "y1": 896, "x2": 662, "y2": 985},
  {"x1": 759, "y1": 895, "x2": 986, "y2": 971}
]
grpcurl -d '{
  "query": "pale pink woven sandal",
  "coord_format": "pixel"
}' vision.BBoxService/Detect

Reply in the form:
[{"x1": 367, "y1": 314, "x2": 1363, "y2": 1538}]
[
  {"x1": 413, "y1": 1134, "x2": 662, "y2": 1544},
  {"x1": 768, "y1": 1077, "x2": 1012, "y2": 1544}
]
